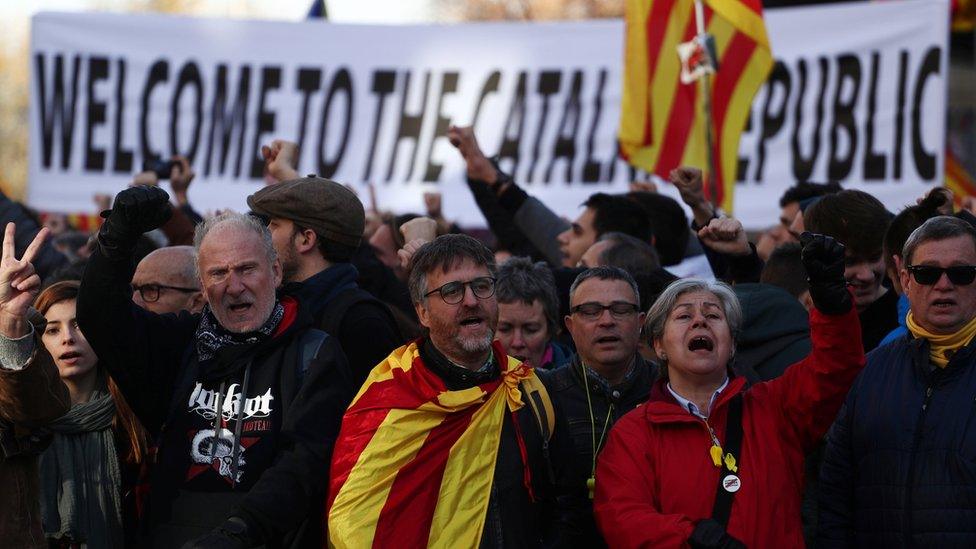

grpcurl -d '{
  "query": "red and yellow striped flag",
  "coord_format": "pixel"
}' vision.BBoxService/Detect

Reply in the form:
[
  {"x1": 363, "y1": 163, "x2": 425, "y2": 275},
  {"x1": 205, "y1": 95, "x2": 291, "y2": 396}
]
[
  {"x1": 327, "y1": 340, "x2": 533, "y2": 548},
  {"x1": 945, "y1": 147, "x2": 976, "y2": 208},
  {"x1": 619, "y1": 0, "x2": 774, "y2": 212}
]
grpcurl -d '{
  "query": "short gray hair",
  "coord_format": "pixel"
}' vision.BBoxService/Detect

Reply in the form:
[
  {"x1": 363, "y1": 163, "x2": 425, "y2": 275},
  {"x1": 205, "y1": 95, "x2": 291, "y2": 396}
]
[
  {"x1": 193, "y1": 212, "x2": 277, "y2": 274},
  {"x1": 408, "y1": 234, "x2": 496, "y2": 304},
  {"x1": 496, "y1": 256, "x2": 560, "y2": 336},
  {"x1": 568, "y1": 266, "x2": 640, "y2": 306},
  {"x1": 644, "y1": 278, "x2": 742, "y2": 344},
  {"x1": 902, "y1": 215, "x2": 976, "y2": 265}
]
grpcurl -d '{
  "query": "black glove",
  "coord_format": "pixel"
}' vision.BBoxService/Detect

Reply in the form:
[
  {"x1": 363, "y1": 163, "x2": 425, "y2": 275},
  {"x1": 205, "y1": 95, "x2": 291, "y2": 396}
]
[
  {"x1": 799, "y1": 231, "x2": 852, "y2": 315},
  {"x1": 181, "y1": 516, "x2": 253, "y2": 549},
  {"x1": 98, "y1": 185, "x2": 172, "y2": 257},
  {"x1": 688, "y1": 518, "x2": 747, "y2": 549}
]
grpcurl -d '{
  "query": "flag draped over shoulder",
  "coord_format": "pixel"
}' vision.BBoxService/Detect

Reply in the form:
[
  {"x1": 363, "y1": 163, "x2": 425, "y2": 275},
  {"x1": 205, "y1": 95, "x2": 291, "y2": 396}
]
[
  {"x1": 619, "y1": 0, "x2": 773, "y2": 212},
  {"x1": 327, "y1": 341, "x2": 532, "y2": 549}
]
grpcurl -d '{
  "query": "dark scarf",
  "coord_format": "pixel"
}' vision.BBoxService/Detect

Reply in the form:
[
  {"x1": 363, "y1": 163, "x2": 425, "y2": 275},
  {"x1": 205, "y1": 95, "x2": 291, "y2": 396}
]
[
  {"x1": 39, "y1": 389, "x2": 123, "y2": 548},
  {"x1": 195, "y1": 302, "x2": 284, "y2": 365}
]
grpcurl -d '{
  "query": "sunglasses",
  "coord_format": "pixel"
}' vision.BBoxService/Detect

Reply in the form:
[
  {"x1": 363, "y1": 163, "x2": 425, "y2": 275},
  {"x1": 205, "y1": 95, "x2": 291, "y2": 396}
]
[{"x1": 907, "y1": 265, "x2": 976, "y2": 286}]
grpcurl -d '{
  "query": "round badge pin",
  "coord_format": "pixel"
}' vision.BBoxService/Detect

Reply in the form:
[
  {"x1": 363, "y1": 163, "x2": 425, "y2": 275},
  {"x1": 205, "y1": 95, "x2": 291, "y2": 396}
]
[{"x1": 722, "y1": 474, "x2": 741, "y2": 493}]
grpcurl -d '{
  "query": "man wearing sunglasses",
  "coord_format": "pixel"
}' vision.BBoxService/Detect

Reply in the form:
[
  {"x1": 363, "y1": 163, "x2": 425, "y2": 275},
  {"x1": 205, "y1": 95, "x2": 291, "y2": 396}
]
[
  {"x1": 131, "y1": 246, "x2": 204, "y2": 314},
  {"x1": 820, "y1": 216, "x2": 976, "y2": 546},
  {"x1": 329, "y1": 234, "x2": 581, "y2": 546}
]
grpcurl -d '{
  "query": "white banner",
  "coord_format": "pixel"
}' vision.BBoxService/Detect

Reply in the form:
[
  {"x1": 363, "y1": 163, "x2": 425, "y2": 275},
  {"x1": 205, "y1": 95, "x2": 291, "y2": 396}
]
[{"x1": 28, "y1": 0, "x2": 948, "y2": 230}]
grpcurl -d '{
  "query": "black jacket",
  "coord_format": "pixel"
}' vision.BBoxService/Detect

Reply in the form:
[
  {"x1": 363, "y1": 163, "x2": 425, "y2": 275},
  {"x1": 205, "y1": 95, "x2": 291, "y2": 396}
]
[
  {"x1": 858, "y1": 288, "x2": 899, "y2": 353},
  {"x1": 78, "y1": 246, "x2": 354, "y2": 548},
  {"x1": 818, "y1": 334, "x2": 976, "y2": 548},
  {"x1": 282, "y1": 263, "x2": 403, "y2": 388},
  {"x1": 539, "y1": 354, "x2": 657, "y2": 547},
  {"x1": 418, "y1": 339, "x2": 582, "y2": 548}
]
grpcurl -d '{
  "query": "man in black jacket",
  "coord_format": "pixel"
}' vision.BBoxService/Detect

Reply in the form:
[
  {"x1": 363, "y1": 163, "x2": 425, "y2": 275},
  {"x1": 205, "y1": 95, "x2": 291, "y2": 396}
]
[
  {"x1": 77, "y1": 187, "x2": 354, "y2": 548},
  {"x1": 541, "y1": 266, "x2": 656, "y2": 547},
  {"x1": 247, "y1": 176, "x2": 402, "y2": 387},
  {"x1": 328, "y1": 234, "x2": 582, "y2": 547},
  {"x1": 819, "y1": 216, "x2": 976, "y2": 547}
]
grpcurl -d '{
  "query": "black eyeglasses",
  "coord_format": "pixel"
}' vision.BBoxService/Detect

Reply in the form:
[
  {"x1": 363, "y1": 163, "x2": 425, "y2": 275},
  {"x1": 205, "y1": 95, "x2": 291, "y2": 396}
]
[
  {"x1": 907, "y1": 265, "x2": 976, "y2": 286},
  {"x1": 570, "y1": 301, "x2": 640, "y2": 320},
  {"x1": 424, "y1": 277, "x2": 496, "y2": 305},
  {"x1": 133, "y1": 284, "x2": 200, "y2": 303}
]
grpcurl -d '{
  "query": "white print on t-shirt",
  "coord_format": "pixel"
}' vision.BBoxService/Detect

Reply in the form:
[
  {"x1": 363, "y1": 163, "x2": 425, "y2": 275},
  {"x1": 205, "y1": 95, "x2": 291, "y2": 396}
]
[
  {"x1": 187, "y1": 383, "x2": 275, "y2": 422},
  {"x1": 191, "y1": 428, "x2": 246, "y2": 483}
]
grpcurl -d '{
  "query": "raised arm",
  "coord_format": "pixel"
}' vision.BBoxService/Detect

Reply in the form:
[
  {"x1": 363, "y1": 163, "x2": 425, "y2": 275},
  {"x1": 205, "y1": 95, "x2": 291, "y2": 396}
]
[
  {"x1": 78, "y1": 186, "x2": 197, "y2": 433},
  {"x1": 0, "y1": 223, "x2": 69, "y2": 426},
  {"x1": 763, "y1": 233, "x2": 865, "y2": 450}
]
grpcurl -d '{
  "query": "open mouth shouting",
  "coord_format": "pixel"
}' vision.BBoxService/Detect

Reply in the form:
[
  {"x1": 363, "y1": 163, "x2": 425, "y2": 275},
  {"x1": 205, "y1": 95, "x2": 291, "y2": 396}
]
[
  {"x1": 459, "y1": 314, "x2": 487, "y2": 331},
  {"x1": 688, "y1": 335, "x2": 715, "y2": 353},
  {"x1": 227, "y1": 302, "x2": 254, "y2": 315}
]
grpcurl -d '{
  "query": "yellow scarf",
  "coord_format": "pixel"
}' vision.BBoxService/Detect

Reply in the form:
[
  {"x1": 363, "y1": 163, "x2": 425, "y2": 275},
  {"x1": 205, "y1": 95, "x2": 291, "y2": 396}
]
[{"x1": 906, "y1": 311, "x2": 976, "y2": 368}]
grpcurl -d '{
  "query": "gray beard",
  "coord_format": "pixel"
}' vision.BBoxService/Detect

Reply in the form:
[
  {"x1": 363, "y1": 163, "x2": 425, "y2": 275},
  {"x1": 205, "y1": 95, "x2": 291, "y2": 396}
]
[{"x1": 457, "y1": 331, "x2": 494, "y2": 355}]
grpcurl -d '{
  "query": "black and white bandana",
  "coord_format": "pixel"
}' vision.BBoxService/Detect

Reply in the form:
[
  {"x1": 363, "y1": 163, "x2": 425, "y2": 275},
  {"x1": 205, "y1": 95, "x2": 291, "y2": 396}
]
[{"x1": 195, "y1": 302, "x2": 285, "y2": 363}]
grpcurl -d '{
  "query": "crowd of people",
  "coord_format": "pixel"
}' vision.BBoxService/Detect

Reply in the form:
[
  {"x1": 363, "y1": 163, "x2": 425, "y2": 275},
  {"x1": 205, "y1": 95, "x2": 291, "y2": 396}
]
[{"x1": 1, "y1": 124, "x2": 976, "y2": 549}]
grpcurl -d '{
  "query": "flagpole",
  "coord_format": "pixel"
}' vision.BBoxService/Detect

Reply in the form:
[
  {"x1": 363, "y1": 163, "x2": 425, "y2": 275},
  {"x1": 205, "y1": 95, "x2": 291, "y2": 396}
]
[{"x1": 694, "y1": 0, "x2": 719, "y2": 207}]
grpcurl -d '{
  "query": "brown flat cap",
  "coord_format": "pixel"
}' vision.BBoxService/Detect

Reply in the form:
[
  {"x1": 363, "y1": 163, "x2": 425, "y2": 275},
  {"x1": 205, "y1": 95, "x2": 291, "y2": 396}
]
[{"x1": 247, "y1": 176, "x2": 364, "y2": 248}]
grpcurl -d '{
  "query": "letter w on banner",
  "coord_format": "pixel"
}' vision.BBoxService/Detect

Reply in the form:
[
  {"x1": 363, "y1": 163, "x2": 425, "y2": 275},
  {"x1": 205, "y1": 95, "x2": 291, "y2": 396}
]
[{"x1": 619, "y1": 0, "x2": 773, "y2": 213}]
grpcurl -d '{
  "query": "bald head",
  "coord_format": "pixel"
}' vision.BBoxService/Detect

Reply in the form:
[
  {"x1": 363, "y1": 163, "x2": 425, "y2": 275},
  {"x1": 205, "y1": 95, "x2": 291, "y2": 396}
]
[{"x1": 132, "y1": 246, "x2": 204, "y2": 314}]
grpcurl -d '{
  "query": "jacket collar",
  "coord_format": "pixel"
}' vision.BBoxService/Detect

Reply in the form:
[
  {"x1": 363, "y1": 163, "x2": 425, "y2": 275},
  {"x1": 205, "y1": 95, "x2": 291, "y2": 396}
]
[
  {"x1": 907, "y1": 331, "x2": 976, "y2": 380},
  {"x1": 644, "y1": 375, "x2": 747, "y2": 424},
  {"x1": 568, "y1": 353, "x2": 654, "y2": 401},
  {"x1": 419, "y1": 337, "x2": 501, "y2": 391},
  {"x1": 281, "y1": 263, "x2": 359, "y2": 319}
]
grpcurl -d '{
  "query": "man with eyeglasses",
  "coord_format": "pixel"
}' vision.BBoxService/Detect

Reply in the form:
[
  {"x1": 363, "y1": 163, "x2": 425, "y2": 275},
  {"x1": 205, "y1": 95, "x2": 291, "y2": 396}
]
[
  {"x1": 131, "y1": 246, "x2": 204, "y2": 314},
  {"x1": 539, "y1": 266, "x2": 657, "y2": 546},
  {"x1": 819, "y1": 215, "x2": 976, "y2": 546},
  {"x1": 328, "y1": 233, "x2": 582, "y2": 547}
]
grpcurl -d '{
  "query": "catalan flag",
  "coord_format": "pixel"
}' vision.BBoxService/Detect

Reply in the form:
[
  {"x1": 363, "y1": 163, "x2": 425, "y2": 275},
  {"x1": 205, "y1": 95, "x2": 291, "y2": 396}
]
[
  {"x1": 327, "y1": 341, "x2": 534, "y2": 548},
  {"x1": 619, "y1": 0, "x2": 774, "y2": 213},
  {"x1": 945, "y1": 147, "x2": 976, "y2": 208}
]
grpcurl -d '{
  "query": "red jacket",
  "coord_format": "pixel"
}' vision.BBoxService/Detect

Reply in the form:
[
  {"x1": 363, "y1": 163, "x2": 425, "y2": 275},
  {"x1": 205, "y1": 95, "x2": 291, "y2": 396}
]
[{"x1": 593, "y1": 306, "x2": 864, "y2": 549}]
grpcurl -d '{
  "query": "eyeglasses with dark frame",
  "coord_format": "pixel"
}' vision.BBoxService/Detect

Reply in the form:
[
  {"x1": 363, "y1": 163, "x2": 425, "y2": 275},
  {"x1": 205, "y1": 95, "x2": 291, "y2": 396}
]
[
  {"x1": 132, "y1": 284, "x2": 201, "y2": 303},
  {"x1": 424, "y1": 276, "x2": 496, "y2": 305},
  {"x1": 570, "y1": 301, "x2": 640, "y2": 320},
  {"x1": 907, "y1": 265, "x2": 976, "y2": 286}
]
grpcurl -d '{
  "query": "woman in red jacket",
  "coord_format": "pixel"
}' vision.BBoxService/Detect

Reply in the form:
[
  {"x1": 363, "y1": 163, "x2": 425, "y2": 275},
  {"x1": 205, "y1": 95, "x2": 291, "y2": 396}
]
[{"x1": 593, "y1": 234, "x2": 864, "y2": 548}]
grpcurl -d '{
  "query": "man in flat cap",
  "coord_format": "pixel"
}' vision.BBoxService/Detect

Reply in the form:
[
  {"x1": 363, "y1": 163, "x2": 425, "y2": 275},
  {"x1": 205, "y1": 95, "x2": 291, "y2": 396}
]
[{"x1": 248, "y1": 176, "x2": 403, "y2": 386}]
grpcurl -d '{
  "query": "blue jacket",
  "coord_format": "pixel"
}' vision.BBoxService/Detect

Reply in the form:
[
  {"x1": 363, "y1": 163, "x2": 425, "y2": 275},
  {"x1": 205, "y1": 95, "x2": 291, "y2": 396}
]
[{"x1": 818, "y1": 334, "x2": 976, "y2": 548}]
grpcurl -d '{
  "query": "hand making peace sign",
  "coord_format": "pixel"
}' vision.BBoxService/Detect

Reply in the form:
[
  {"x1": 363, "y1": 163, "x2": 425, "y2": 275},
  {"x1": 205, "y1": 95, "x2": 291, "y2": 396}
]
[{"x1": 0, "y1": 223, "x2": 49, "y2": 322}]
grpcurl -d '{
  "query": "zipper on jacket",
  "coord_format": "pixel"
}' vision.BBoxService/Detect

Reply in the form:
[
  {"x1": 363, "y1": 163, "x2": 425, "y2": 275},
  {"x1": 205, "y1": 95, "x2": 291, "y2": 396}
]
[{"x1": 904, "y1": 382, "x2": 935, "y2": 546}]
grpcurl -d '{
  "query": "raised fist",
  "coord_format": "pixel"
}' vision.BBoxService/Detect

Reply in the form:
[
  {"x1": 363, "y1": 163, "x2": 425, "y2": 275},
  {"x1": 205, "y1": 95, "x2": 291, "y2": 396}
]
[
  {"x1": 799, "y1": 232, "x2": 851, "y2": 315},
  {"x1": 99, "y1": 185, "x2": 172, "y2": 252}
]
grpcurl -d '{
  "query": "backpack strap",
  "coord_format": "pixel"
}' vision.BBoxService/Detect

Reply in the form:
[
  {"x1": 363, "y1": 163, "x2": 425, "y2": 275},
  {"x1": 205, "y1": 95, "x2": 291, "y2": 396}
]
[
  {"x1": 711, "y1": 393, "x2": 744, "y2": 527},
  {"x1": 296, "y1": 329, "x2": 329, "y2": 387}
]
